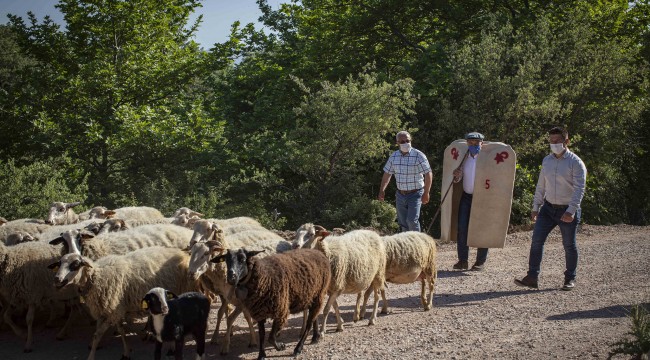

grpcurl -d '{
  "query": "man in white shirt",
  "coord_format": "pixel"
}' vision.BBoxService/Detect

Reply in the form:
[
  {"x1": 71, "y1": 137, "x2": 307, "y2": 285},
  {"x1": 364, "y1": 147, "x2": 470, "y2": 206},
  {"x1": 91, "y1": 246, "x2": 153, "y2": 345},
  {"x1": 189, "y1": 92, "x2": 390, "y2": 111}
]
[
  {"x1": 515, "y1": 127, "x2": 587, "y2": 290},
  {"x1": 378, "y1": 131, "x2": 433, "y2": 232},
  {"x1": 451, "y1": 132, "x2": 489, "y2": 271}
]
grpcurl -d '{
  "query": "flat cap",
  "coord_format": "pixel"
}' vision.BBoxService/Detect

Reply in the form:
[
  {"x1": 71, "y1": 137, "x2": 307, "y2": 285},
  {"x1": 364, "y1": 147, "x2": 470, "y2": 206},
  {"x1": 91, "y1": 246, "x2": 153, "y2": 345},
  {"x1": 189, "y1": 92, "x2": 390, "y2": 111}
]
[{"x1": 465, "y1": 132, "x2": 484, "y2": 140}]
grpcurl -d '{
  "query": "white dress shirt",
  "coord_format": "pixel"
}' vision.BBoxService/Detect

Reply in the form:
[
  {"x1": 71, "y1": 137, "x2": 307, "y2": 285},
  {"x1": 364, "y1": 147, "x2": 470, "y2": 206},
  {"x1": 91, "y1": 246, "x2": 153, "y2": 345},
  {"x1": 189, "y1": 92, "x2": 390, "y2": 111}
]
[
  {"x1": 532, "y1": 149, "x2": 587, "y2": 215},
  {"x1": 462, "y1": 155, "x2": 477, "y2": 194}
]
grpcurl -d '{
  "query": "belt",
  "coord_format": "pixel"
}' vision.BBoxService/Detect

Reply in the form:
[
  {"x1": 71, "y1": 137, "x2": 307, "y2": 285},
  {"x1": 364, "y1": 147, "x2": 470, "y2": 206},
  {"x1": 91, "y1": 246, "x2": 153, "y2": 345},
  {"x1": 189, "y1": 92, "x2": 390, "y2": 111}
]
[
  {"x1": 545, "y1": 200, "x2": 568, "y2": 209},
  {"x1": 398, "y1": 188, "x2": 421, "y2": 195}
]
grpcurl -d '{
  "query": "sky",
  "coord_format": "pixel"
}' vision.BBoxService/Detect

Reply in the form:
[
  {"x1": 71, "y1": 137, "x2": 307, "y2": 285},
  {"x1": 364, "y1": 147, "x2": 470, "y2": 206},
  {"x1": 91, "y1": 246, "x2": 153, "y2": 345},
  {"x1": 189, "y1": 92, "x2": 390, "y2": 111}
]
[{"x1": 0, "y1": 0, "x2": 285, "y2": 49}]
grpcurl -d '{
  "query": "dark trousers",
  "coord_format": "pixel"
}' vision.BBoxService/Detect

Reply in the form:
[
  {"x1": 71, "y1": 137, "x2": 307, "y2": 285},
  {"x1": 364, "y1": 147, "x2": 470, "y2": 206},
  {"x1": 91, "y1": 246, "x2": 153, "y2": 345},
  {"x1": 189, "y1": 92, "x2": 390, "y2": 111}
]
[{"x1": 457, "y1": 192, "x2": 488, "y2": 263}]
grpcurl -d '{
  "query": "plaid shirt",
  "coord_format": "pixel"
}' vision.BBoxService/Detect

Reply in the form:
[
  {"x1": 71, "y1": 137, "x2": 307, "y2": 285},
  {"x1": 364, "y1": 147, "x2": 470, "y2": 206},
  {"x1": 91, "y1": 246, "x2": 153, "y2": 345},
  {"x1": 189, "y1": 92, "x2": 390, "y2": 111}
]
[{"x1": 383, "y1": 148, "x2": 431, "y2": 191}]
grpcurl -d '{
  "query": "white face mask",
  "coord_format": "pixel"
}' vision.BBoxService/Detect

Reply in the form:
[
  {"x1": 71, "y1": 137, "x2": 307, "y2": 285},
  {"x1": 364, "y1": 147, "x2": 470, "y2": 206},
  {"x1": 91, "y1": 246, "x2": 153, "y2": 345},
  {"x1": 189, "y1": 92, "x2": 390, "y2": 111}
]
[
  {"x1": 400, "y1": 143, "x2": 412, "y2": 153},
  {"x1": 550, "y1": 143, "x2": 565, "y2": 155}
]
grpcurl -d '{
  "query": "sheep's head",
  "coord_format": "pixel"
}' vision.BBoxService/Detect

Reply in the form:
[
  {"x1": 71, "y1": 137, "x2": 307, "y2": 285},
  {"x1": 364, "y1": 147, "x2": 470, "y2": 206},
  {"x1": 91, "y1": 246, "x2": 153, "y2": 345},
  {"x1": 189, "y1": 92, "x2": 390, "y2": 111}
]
[
  {"x1": 48, "y1": 253, "x2": 93, "y2": 289},
  {"x1": 88, "y1": 206, "x2": 116, "y2": 219},
  {"x1": 142, "y1": 287, "x2": 177, "y2": 315},
  {"x1": 0, "y1": 217, "x2": 7, "y2": 226},
  {"x1": 210, "y1": 248, "x2": 264, "y2": 287},
  {"x1": 173, "y1": 207, "x2": 204, "y2": 218},
  {"x1": 46, "y1": 201, "x2": 81, "y2": 225},
  {"x1": 190, "y1": 220, "x2": 223, "y2": 247},
  {"x1": 6, "y1": 231, "x2": 36, "y2": 246},
  {"x1": 50, "y1": 229, "x2": 95, "y2": 255},
  {"x1": 83, "y1": 221, "x2": 103, "y2": 235},
  {"x1": 97, "y1": 218, "x2": 129, "y2": 234},
  {"x1": 293, "y1": 223, "x2": 327, "y2": 249},
  {"x1": 188, "y1": 240, "x2": 226, "y2": 280},
  {"x1": 172, "y1": 214, "x2": 201, "y2": 229}
]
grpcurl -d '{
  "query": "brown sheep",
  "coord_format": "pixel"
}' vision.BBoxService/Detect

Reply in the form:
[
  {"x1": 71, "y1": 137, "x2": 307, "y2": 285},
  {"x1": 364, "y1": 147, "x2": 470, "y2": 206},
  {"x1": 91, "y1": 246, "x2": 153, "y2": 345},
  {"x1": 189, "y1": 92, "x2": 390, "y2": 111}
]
[{"x1": 211, "y1": 247, "x2": 331, "y2": 360}]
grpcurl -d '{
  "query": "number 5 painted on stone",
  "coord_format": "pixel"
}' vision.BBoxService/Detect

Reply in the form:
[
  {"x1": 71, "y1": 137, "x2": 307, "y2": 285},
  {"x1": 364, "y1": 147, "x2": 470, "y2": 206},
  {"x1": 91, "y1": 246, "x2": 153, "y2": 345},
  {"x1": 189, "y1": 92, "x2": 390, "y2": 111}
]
[{"x1": 485, "y1": 179, "x2": 490, "y2": 189}]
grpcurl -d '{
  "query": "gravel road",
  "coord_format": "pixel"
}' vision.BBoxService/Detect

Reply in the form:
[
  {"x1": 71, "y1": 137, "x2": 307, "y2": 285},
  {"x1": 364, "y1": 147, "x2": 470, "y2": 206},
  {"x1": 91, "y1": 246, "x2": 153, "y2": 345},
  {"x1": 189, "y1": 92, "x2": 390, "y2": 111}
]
[{"x1": 0, "y1": 224, "x2": 648, "y2": 359}]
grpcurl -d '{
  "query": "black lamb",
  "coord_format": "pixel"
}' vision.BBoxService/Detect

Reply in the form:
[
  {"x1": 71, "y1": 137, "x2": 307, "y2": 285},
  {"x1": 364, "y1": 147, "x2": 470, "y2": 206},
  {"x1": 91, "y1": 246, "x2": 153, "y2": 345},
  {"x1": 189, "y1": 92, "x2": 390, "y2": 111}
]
[{"x1": 141, "y1": 288, "x2": 210, "y2": 360}]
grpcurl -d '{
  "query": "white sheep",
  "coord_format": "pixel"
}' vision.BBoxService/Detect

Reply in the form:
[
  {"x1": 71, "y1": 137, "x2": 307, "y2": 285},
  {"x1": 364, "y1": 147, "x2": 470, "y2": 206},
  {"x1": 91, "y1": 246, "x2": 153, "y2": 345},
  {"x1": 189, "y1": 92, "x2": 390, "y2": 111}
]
[
  {"x1": 45, "y1": 201, "x2": 83, "y2": 225},
  {"x1": 4, "y1": 231, "x2": 37, "y2": 246},
  {"x1": 84, "y1": 206, "x2": 165, "y2": 221},
  {"x1": 49, "y1": 246, "x2": 199, "y2": 360},
  {"x1": 0, "y1": 241, "x2": 79, "y2": 352},
  {"x1": 294, "y1": 225, "x2": 386, "y2": 334},
  {"x1": 368, "y1": 231, "x2": 437, "y2": 314},
  {"x1": 189, "y1": 219, "x2": 274, "y2": 247},
  {"x1": 0, "y1": 219, "x2": 51, "y2": 243},
  {"x1": 172, "y1": 207, "x2": 204, "y2": 218},
  {"x1": 51, "y1": 224, "x2": 193, "y2": 259}
]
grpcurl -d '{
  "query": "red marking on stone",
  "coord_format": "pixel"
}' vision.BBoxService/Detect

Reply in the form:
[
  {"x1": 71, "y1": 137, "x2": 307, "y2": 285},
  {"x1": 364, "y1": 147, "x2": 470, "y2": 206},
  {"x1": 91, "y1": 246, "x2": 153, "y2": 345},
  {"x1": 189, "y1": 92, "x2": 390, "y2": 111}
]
[
  {"x1": 495, "y1": 151, "x2": 509, "y2": 164},
  {"x1": 451, "y1": 148, "x2": 459, "y2": 160}
]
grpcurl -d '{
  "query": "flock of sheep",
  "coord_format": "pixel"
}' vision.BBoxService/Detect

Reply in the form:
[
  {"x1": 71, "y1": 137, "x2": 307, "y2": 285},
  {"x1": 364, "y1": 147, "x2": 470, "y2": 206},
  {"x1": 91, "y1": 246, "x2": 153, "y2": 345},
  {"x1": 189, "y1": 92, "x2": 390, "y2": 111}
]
[{"x1": 0, "y1": 201, "x2": 438, "y2": 360}]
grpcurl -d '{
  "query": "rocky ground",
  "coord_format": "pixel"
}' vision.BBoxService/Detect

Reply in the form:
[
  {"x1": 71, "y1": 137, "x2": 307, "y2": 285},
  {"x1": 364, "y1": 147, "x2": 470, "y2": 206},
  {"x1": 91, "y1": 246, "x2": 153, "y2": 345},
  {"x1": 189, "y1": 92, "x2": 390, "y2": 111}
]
[{"x1": 0, "y1": 224, "x2": 648, "y2": 359}]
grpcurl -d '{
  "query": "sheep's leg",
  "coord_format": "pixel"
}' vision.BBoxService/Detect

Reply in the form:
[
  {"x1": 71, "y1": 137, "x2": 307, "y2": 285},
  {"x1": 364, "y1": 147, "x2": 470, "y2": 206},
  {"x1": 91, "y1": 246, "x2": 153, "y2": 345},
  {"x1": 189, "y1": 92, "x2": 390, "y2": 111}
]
[
  {"x1": 380, "y1": 289, "x2": 389, "y2": 314},
  {"x1": 154, "y1": 340, "x2": 163, "y2": 360},
  {"x1": 332, "y1": 298, "x2": 344, "y2": 332},
  {"x1": 295, "y1": 302, "x2": 321, "y2": 356},
  {"x1": 357, "y1": 287, "x2": 374, "y2": 321},
  {"x1": 243, "y1": 308, "x2": 257, "y2": 347},
  {"x1": 23, "y1": 304, "x2": 36, "y2": 353},
  {"x1": 195, "y1": 322, "x2": 207, "y2": 360},
  {"x1": 116, "y1": 322, "x2": 131, "y2": 360},
  {"x1": 368, "y1": 287, "x2": 380, "y2": 326},
  {"x1": 56, "y1": 301, "x2": 79, "y2": 340},
  {"x1": 45, "y1": 300, "x2": 60, "y2": 328},
  {"x1": 299, "y1": 309, "x2": 308, "y2": 335},
  {"x1": 320, "y1": 292, "x2": 339, "y2": 335},
  {"x1": 425, "y1": 273, "x2": 436, "y2": 311},
  {"x1": 210, "y1": 296, "x2": 228, "y2": 344},
  {"x1": 353, "y1": 292, "x2": 362, "y2": 322},
  {"x1": 220, "y1": 305, "x2": 250, "y2": 355},
  {"x1": 257, "y1": 319, "x2": 267, "y2": 360},
  {"x1": 174, "y1": 338, "x2": 183, "y2": 360},
  {"x1": 2, "y1": 304, "x2": 25, "y2": 338},
  {"x1": 87, "y1": 318, "x2": 111, "y2": 360},
  {"x1": 268, "y1": 317, "x2": 286, "y2": 351}
]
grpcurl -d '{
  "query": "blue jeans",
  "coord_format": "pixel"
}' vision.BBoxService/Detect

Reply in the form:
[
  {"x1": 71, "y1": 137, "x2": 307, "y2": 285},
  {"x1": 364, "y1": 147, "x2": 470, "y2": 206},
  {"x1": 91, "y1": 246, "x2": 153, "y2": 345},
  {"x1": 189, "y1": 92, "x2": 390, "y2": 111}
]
[
  {"x1": 457, "y1": 192, "x2": 488, "y2": 263},
  {"x1": 395, "y1": 188, "x2": 424, "y2": 232},
  {"x1": 528, "y1": 202, "x2": 580, "y2": 281}
]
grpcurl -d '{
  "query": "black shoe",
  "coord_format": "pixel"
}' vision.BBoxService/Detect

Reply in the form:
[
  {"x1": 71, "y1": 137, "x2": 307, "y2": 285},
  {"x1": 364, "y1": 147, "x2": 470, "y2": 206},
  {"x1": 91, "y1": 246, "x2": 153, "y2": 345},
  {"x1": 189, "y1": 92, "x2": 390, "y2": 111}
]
[
  {"x1": 561, "y1": 279, "x2": 575, "y2": 291},
  {"x1": 471, "y1": 261, "x2": 485, "y2": 271},
  {"x1": 514, "y1": 275, "x2": 538, "y2": 289},
  {"x1": 453, "y1": 260, "x2": 469, "y2": 270}
]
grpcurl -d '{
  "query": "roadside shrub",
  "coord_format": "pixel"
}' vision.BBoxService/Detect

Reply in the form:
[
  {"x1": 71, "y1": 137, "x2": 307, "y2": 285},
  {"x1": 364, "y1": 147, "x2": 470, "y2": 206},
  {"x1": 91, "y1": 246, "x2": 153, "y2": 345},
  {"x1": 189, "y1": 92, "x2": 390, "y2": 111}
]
[{"x1": 609, "y1": 304, "x2": 650, "y2": 359}]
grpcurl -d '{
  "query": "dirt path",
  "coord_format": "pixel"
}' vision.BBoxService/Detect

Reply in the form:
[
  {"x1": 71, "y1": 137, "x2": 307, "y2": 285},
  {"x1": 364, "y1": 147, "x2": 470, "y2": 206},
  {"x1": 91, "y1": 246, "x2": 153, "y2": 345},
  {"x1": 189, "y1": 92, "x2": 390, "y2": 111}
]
[{"x1": 0, "y1": 224, "x2": 648, "y2": 359}]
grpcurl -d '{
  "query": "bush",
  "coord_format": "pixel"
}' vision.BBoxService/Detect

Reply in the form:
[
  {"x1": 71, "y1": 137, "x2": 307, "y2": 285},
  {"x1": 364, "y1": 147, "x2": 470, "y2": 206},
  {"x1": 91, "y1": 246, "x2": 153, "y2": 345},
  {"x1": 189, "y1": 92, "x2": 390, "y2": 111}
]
[
  {"x1": 609, "y1": 304, "x2": 650, "y2": 359},
  {"x1": 0, "y1": 156, "x2": 89, "y2": 220}
]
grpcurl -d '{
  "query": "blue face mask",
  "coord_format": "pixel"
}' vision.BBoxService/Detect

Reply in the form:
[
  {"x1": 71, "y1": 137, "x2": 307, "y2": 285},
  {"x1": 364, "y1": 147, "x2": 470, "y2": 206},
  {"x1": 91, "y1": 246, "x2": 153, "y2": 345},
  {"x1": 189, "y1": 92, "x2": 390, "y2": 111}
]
[{"x1": 468, "y1": 145, "x2": 481, "y2": 156}]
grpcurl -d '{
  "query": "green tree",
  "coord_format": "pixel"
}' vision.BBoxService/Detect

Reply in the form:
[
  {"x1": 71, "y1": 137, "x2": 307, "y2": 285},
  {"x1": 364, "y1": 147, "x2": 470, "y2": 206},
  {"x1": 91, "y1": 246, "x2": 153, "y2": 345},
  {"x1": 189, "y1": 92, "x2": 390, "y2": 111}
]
[{"x1": 5, "y1": 0, "x2": 219, "y2": 207}]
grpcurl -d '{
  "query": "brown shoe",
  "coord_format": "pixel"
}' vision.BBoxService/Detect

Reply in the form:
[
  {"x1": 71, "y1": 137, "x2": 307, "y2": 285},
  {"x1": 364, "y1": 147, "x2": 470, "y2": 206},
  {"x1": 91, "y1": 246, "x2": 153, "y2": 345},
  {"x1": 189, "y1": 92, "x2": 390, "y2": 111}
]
[
  {"x1": 453, "y1": 260, "x2": 469, "y2": 270},
  {"x1": 514, "y1": 275, "x2": 538, "y2": 289}
]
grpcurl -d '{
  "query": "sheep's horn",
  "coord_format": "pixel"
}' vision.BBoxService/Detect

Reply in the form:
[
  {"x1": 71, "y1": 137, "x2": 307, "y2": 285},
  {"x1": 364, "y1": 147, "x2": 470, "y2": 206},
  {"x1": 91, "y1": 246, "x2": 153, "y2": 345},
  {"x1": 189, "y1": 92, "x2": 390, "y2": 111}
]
[
  {"x1": 66, "y1": 201, "x2": 82, "y2": 208},
  {"x1": 314, "y1": 225, "x2": 326, "y2": 231}
]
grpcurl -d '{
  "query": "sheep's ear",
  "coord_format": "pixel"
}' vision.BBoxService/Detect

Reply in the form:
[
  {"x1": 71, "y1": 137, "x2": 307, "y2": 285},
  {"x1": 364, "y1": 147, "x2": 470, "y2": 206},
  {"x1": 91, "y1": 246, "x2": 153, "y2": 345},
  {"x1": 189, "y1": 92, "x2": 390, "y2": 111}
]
[
  {"x1": 166, "y1": 291, "x2": 178, "y2": 300},
  {"x1": 190, "y1": 211, "x2": 204, "y2": 218},
  {"x1": 210, "y1": 255, "x2": 226, "y2": 263},
  {"x1": 47, "y1": 261, "x2": 60, "y2": 271},
  {"x1": 104, "y1": 210, "x2": 116, "y2": 218},
  {"x1": 314, "y1": 225, "x2": 326, "y2": 231},
  {"x1": 207, "y1": 241, "x2": 225, "y2": 254},
  {"x1": 315, "y1": 230, "x2": 331, "y2": 238},
  {"x1": 80, "y1": 230, "x2": 95, "y2": 240},
  {"x1": 80, "y1": 259, "x2": 93, "y2": 268},
  {"x1": 141, "y1": 300, "x2": 149, "y2": 310},
  {"x1": 211, "y1": 224, "x2": 223, "y2": 234},
  {"x1": 49, "y1": 236, "x2": 64, "y2": 246},
  {"x1": 182, "y1": 245, "x2": 191, "y2": 252}
]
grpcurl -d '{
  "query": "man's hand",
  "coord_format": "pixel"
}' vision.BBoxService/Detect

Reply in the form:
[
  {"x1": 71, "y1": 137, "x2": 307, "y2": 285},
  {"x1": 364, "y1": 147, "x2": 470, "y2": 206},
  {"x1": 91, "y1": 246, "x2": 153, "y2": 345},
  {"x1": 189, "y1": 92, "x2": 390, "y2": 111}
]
[
  {"x1": 377, "y1": 190, "x2": 385, "y2": 202},
  {"x1": 560, "y1": 212, "x2": 574, "y2": 223},
  {"x1": 421, "y1": 192, "x2": 430, "y2": 205},
  {"x1": 453, "y1": 168, "x2": 462, "y2": 183},
  {"x1": 530, "y1": 211, "x2": 538, "y2": 223}
]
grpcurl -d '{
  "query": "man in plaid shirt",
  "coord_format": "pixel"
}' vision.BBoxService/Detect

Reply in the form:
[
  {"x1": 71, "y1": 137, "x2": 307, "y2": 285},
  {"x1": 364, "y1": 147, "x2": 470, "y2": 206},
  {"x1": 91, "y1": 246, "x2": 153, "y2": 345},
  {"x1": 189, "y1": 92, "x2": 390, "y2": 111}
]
[{"x1": 378, "y1": 131, "x2": 433, "y2": 232}]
